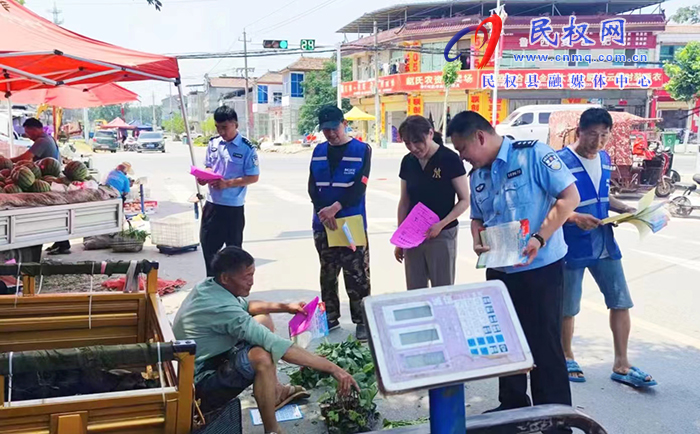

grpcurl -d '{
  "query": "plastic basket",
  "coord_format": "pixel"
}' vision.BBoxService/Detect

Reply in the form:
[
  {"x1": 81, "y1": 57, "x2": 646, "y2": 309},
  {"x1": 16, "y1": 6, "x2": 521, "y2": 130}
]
[{"x1": 150, "y1": 215, "x2": 199, "y2": 248}]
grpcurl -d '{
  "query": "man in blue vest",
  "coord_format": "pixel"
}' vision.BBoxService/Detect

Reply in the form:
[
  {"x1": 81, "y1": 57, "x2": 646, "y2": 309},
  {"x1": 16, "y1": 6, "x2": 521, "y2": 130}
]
[
  {"x1": 308, "y1": 106, "x2": 372, "y2": 341},
  {"x1": 558, "y1": 108, "x2": 656, "y2": 388}
]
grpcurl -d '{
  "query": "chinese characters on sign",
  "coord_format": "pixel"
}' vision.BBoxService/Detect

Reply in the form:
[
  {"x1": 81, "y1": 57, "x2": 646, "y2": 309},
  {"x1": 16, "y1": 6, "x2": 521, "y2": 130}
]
[
  {"x1": 340, "y1": 69, "x2": 667, "y2": 98},
  {"x1": 528, "y1": 16, "x2": 626, "y2": 48},
  {"x1": 407, "y1": 95, "x2": 423, "y2": 116}
]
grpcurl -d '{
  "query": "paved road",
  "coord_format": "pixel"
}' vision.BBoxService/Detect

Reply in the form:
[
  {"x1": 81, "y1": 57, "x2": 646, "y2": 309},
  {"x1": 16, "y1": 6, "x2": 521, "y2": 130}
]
[{"x1": 80, "y1": 142, "x2": 700, "y2": 433}]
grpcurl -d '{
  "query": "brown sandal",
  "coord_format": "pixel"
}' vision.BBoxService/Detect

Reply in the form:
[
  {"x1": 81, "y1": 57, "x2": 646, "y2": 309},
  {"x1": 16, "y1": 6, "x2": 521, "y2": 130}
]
[{"x1": 275, "y1": 384, "x2": 310, "y2": 410}]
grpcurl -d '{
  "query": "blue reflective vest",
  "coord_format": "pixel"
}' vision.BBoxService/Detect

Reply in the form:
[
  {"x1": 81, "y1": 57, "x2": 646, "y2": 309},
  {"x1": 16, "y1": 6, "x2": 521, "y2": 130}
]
[
  {"x1": 310, "y1": 140, "x2": 368, "y2": 232},
  {"x1": 558, "y1": 147, "x2": 621, "y2": 268}
]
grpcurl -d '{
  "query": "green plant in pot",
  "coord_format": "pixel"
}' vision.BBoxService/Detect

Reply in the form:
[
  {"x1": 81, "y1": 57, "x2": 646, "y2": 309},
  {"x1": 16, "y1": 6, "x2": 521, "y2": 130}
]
[{"x1": 112, "y1": 226, "x2": 149, "y2": 253}]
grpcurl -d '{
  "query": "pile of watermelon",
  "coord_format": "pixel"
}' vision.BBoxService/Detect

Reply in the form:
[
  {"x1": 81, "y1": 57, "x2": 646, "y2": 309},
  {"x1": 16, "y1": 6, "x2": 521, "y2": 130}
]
[{"x1": 0, "y1": 157, "x2": 90, "y2": 194}]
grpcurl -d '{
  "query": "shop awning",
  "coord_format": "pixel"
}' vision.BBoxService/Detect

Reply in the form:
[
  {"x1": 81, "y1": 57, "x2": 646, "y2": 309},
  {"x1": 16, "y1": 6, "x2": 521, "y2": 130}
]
[
  {"x1": 0, "y1": 1, "x2": 180, "y2": 94},
  {"x1": 345, "y1": 106, "x2": 376, "y2": 121}
]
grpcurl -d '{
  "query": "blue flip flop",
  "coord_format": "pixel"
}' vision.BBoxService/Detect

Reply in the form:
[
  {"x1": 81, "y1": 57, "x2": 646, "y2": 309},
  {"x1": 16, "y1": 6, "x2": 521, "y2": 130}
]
[
  {"x1": 566, "y1": 360, "x2": 586, "y2": 383},
  {"x1": 611, "y1": 366, "x2": 657, "y2": 388}
]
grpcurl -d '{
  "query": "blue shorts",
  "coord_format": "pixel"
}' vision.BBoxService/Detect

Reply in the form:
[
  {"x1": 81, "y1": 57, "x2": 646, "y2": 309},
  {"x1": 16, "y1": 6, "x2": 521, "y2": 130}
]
[
  {"x1": 195, "y1": 345, "x2": 255, "y2": 412},
  {"x1": 563, "y1": 258, "x2": 634, "y2": 317}
]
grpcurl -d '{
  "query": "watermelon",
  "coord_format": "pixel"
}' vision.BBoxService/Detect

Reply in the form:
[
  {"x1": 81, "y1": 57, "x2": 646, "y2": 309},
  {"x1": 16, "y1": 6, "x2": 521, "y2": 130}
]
[
  {"x1": 0, "y1": 158, "x2": 12, "y2": 171},
  {"x1": 3, "y1": 184, "x2": 23, "y2": 194},
  {"x1": 57, "y1": 176, "x2": 71, "y2": 186},
  {"x1": 29, "y1": 180, "x2": 51, "y2": 193},
  {"x1": 38, "y1": 158, "x2": 62, "y2": 177},
  {"x1": 12, "y1": 167, "x2": 35, "y2": 190},
  {"x1": 24, "y1": 163, "x2": 42, "y2": 180},
  {"x1": 43, "y1": 176, "x2": 58, "y2": 184},
  {"x1": 0, "y1": 169, "x2": 10, "y2": 178},
  {"x1": 64, "y1": 161, "x2": 88, "y2": 182}
]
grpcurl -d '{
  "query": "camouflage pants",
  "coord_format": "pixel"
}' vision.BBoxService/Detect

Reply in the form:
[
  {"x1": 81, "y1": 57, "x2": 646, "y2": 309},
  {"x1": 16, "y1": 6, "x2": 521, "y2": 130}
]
[{"x1": 313, "y1": 230, "x2": 371, "y2": 324}]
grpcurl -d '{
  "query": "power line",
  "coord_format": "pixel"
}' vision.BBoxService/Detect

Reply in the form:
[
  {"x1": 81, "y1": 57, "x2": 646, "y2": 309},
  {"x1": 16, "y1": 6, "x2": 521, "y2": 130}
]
[
  {"x1": 252, "y1": 0, "x2": 342, "y2": 35},
  {"x1": 245, "y1": 0, "x2": 302, "y2": 30}
]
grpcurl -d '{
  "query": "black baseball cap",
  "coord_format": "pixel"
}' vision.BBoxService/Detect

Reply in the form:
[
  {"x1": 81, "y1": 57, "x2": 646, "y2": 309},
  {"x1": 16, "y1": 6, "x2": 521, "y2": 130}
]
[{"x1": 318, "y1": 106, "x2": 344, "y2": 130}]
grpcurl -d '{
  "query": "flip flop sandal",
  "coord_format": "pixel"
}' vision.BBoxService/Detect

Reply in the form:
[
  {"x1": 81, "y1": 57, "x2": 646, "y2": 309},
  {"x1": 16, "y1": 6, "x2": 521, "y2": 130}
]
[
  {"x1": 566, "y1": 360, "x2": 586, "y2": 383},
  {"x1": 275, "y1": 384, "x2": 310, "y2": 410},
  {"x1": 611, "y1": 366, "x2": 657, "y2": 388}
]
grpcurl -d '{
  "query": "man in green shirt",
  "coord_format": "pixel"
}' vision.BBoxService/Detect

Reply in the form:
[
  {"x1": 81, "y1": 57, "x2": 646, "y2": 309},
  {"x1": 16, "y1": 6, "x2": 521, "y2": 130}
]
[{"x1": 173, "y1": 246, "x2": 358, "y2": 434}]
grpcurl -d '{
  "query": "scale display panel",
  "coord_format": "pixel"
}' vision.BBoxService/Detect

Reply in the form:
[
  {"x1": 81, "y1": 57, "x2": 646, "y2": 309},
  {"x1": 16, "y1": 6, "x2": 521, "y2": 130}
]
[{"x1": 364, "y1": 281, "x2": 533, "y2": 393}]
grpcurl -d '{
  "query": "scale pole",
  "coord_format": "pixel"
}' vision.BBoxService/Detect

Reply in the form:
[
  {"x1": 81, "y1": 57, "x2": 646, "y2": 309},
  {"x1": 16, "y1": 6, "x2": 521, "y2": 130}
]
[{"x1": 429, "y1": 384, "x2": 465, "y2": 434}]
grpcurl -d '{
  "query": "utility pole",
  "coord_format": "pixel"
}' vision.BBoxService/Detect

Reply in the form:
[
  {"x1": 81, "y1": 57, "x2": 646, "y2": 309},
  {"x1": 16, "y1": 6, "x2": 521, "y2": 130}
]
[
  {"x1": 152, "y1": 91, "x2": 156, "y2": 127},
  {"x1": 169, "y1": 85, "x2": 174, "y2": 137},
  {"x1": 336, "y1": 43, "x2": 342, "y2": 109},
  {"x1": 48, "y1": 2, "x2": 63, "y2": 25},
  {"x1": 373, "y1": 20, "x2": 380, "y2": 147},
  {"x1": 240, "y1": 29, "x2": 252, "y2": 139},
  {"x1": 491, "y1": 1, "x2": 503, "y2": 127}
]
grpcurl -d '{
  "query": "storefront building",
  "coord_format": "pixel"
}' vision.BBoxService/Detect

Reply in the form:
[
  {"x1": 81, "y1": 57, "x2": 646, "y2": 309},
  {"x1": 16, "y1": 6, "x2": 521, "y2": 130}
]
[{"x1": 337, "y1": 1, "x2": 689, "y2": 143}]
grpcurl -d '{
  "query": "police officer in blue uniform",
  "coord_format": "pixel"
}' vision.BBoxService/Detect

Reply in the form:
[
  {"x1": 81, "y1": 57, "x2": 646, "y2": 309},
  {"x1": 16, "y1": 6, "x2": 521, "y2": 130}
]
[
  {"x1": 308, "y1": 106, "x2": 372, "y2": 341},
  {"x1": 448, "y1": 111, "x2": 580, "y2": 430},
  {"x1": 558, "y1": 108, "x2": 656, "y2": 388},
  {"x1": 198, "y1": 106, "x2": 260, "y2": 277}
]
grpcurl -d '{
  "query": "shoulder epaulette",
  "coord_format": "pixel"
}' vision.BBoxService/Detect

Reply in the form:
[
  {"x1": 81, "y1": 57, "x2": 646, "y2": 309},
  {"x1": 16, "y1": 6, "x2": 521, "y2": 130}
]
[
  {"x1": 241, "y1": 136, "x2": 253, "y2": 148},
  {"x1": 512, "y1": 140, "x2": 537, "y2": 149}
]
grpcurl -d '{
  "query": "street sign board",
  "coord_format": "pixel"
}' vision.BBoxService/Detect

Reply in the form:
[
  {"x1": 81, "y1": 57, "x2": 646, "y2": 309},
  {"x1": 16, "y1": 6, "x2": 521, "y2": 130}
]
[
  {"x1": 300, "y1": 39, "x2": 316, "y2": 51},
  {"x1": 364, "y1": 281, "x2": 533, "y2": 394},
  {"x1": 263, "y1": 40, "x2": 288, "y2": 49}
]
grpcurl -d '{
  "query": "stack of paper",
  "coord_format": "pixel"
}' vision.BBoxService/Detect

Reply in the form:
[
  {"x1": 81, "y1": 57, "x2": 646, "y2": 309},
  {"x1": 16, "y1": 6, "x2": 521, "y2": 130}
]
[
  {"x1": 476, "y1": 220, "x2": 530, "y2": 269},
  {"x1": 601, "y1": 189, "x2": 670, "y2": 238}
]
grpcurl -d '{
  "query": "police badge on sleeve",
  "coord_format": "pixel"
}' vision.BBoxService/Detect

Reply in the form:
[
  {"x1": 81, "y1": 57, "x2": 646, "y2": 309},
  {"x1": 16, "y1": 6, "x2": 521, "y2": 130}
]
[{"x1": 542, "y1": 153, "x2": 562, "y2": 171}]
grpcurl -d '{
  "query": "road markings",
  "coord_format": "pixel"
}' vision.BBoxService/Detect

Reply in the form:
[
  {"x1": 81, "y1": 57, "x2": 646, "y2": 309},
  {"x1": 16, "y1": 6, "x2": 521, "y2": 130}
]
[
  {"x1": 255, "y1": 184, "x2": 309, "y2": 204},
  {"x1": 631, "y1": 249, "x2": 700, "y2": 272},
  {"x1": 581, "y1": 299, "x2": 700, "y2": 350}
]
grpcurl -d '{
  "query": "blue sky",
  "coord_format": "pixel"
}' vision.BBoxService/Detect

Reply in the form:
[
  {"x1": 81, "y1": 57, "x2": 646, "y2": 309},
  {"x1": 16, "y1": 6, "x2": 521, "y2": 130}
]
[{"x1": 22, "y1": 0, "x2": 689, "y2": 102}]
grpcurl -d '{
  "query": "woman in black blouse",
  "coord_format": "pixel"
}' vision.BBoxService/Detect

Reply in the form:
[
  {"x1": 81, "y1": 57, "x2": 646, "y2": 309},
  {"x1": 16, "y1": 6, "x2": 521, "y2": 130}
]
[{"x1": 395, "y1": 116, "x2": 470, "y2": 289}]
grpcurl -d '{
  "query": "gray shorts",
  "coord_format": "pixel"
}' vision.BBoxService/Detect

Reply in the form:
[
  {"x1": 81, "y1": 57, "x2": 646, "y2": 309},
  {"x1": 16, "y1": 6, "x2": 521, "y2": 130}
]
[
  {"x1": 195, "y1": 345, "x2": 255, "y2": 413},
  {"x1": 563, "y1": 258, "x2": 634, "y2": 317},
  {"x1": 404, "y1": 226, "x2": 458, "y2": 290}
]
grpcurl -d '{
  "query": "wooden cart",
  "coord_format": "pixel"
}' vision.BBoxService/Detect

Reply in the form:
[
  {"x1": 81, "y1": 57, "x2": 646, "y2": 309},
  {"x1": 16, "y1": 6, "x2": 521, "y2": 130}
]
[{"x1": 0, "y1": 261, "x2": 195, "y2": 434}]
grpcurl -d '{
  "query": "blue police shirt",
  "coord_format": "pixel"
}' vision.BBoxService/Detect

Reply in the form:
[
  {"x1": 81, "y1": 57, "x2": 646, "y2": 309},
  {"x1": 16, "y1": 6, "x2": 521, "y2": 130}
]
[
  {"x1": 105, "y1": 169, "x2": 130, "y2": 196},
  {"x1": 205, "y1": 134, "x2": 260, "y2": 207},
  {"x1": 469, "y1": 137, "x2": 576, "y2": 274}
]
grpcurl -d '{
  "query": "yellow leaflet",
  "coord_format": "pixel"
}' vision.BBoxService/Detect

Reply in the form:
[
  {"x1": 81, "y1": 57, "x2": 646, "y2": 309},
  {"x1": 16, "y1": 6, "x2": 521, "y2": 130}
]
[{"x1": 325, "y1": 215, "x2": 367, "y2": 247}]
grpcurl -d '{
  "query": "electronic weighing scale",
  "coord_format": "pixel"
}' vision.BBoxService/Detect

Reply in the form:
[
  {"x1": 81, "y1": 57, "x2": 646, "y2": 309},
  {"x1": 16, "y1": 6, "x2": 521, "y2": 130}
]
[{"x1": 364, "y1": 280, "x2": 534, "y2": 434}]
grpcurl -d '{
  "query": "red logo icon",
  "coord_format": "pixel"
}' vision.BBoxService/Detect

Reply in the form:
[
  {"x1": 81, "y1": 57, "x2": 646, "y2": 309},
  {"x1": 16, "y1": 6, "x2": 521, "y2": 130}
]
[{"x1": 444, "y1": 14, "x2": 503, "y2": 69}]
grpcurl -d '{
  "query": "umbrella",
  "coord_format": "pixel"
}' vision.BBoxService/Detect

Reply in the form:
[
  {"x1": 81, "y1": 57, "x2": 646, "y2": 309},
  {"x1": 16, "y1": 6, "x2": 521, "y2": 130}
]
[
  {"x1": 344, "y1": 106, "x2": 376, "y2": 121},
  {"x1": 8, "y1": 83, "x2": 139, "y2": 109}
]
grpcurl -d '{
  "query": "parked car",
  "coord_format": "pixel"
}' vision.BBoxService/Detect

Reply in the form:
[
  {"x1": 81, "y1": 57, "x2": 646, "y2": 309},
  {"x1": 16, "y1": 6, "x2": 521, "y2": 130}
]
[
  {"x1": 137, "y1": 131, "x2": 166, "y2": 153},
  {"x1": 495, "y1": 104, "x2": 601, "y2": 143},
  {"x1": 91, "y1": 129, "x2": 120, "y2": 153}
]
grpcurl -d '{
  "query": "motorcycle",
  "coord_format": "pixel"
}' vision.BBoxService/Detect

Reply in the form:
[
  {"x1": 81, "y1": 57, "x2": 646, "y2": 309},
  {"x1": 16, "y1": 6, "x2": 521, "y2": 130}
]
[{"x1": 668, "y1": 174, "x2": 700, "y2": 217}]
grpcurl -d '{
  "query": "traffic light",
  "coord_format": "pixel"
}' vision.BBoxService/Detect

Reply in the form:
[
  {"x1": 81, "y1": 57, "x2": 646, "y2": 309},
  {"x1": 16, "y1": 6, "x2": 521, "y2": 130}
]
[{"x1": 263, "y1": 40, "x2": 288, "y2": 49}]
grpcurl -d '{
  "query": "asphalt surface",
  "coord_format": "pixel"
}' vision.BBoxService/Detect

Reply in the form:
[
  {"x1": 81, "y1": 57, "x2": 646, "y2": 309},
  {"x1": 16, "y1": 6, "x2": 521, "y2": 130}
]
[{"x1": 73, "y1": 141, "x2": 700, "y2": 434}]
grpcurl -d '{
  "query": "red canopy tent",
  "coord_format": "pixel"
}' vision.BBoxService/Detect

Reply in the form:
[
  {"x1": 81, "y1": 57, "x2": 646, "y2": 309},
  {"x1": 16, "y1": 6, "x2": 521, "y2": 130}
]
[
  {"x1": 0, "y1": 0, "x2": 198, "y2": 192},
  {"x1": 100, "y1": 117, "x2": 137, "y2": 129}
]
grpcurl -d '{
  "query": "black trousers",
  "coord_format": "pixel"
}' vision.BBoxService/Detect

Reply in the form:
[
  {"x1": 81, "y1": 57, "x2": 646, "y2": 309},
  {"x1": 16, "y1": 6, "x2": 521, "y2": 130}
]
[
  {"x1": 486, "y1": 260, "x2": 572, "y2": 415},
  {"x1": 201, "y1": 202, "x2": 245, "y2": 277}
]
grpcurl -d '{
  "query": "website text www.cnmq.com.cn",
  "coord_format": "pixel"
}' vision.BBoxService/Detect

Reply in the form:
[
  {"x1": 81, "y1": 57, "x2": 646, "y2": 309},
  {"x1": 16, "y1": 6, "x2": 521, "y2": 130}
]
[{"x1": 511, "y1": 53, "x2": 649, "y2": 64}]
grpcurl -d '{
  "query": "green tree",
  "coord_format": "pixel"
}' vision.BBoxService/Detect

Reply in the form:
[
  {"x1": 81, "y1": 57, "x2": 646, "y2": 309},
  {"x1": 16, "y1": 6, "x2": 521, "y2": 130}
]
[
  {"x1": 297, "y1": 56, "x2": 353, "y2": 136},
  {"x1": 441, "y1": 60, "x2": 460, "y2": 138},
  {"x1": 671, "y1": 5, "x2": 700, "y2": 24},
  {"x1": 162, "y1": 113, "x2": 185, "y2": 135},
  {"x1": 664, "y1": 41, "x2": 700, "y2": 142},
  {"x1": 202, "y1": 116, "x2": 216, "y2": 136},
  {"x1": 88, "y1": 105, "x2": 123, "y2": 122}
]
